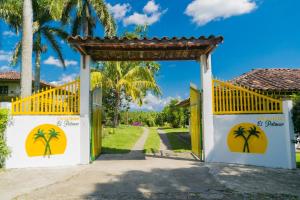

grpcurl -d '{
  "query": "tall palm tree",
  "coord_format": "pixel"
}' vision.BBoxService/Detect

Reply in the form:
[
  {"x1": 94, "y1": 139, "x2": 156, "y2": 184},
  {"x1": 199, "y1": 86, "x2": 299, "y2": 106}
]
[
  {"x1": 234, "y1": 126, "x2": 248, "y2": 152},
  {"x1": 92, "y1": 62, "x2": 160, "y2": 127},
  {"x1": 0, "y1": 0, "x2": 66, "y2": 97},
  {"x1": 21, "y1": 0, "x2": 33, "y2": 98},
  {"x1": 61, "y1": 0, "x2": 116, "y2": 37},
  {"x1": 11, "y1": 3, "x2": 68, "y2": 91},
  {"x1": 246, "y1": 126, "x2": 260, "y2": 152}
]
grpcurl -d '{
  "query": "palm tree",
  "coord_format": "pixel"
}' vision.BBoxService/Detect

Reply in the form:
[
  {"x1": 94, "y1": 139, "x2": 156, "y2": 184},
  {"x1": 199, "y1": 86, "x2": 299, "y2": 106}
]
[
  {"x1": 246, "y1": 126, "x2": 260, "y2": 152},
  {"x1": 11, "y1": 2, "x2": 68, "y2": 91},
  {"x1": 47, "y1": 128, "x2": 60, "y2": 155},
  {"x1": 21, "y1": 0, "x2": 33, "y2": 98},
  {"x1": 61, "y1": 0, "x2": 116, "y2": 37},
  {"x1": 0, "y1": 0, "x2": 66, "y2": 96},
  {"x1": 34, "y1": 128, "x2": 60, "y2": 156},
  {"x1": 233, "y1": 126, "x2": 249, "y2": 152},
  {"x1": 92, "y1": 62, "x2": 160, "y2": 127},
  {"x1": 34, "y1": 129, "x2": 49, "y2": 156}
]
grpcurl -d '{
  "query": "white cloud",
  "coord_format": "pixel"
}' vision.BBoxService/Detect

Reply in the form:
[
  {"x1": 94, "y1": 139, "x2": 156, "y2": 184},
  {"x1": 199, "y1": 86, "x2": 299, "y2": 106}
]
[
  {"x1": 0, "y1": 50, "x2": 12, "y2": 62},
  {"x1": 2, "y1": 31, "x2": 16, "y2": 37},
  {"x1": 43, "y1": 56, "x2": 78, "y2": 68},
  {"x1": 185, "y1": 0, "x2": 257, "y2": 26},
  {"x1": 50, "y1": 73, "x2": 78, "y2": 85},
  {"x1": 0, "y1": 65, "x2": 11, "y2": 72},
  {"x1": 107, "y1": 3, "x2": 131, "y2": 20},
  {"x1": 143, "y1": 0, "x2": 159, "y2": 14},
  {"x1": 130, "y1": 93, "x2": 181, "y2": 111},
  {"x1": 123, "y1": 12, "x2": 164, "y2": 26},
  {"x1": 123, "y1": 0, "x2": 166, "y2": 26}
]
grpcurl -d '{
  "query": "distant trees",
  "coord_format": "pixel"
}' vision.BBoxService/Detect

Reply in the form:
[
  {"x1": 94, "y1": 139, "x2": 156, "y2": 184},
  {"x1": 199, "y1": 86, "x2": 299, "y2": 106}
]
[{"x1": 119, "y1": 99, "x2": 189, "y2": 128}]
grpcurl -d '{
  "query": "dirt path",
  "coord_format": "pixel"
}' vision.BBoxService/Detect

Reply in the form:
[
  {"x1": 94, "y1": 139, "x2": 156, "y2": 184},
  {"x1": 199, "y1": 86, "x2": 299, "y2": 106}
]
[{"x1": 131, "y1": 127, "x2": 149, "y2": 151}]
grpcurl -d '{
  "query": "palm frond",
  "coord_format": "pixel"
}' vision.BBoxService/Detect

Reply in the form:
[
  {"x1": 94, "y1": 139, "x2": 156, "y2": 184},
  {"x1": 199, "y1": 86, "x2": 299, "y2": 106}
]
[
  {"x1": 42, "y1": 27, "x2": 66, "y2": 68},
  {"x1": 10, "y1": 41, "x2": 22, "y2": 67},
  {"x1": 89, "y1": 0, "x2": 116, "y2": 36},
  {"x1": 61, "y1": 0, "x2": 75, "y2": 24}
]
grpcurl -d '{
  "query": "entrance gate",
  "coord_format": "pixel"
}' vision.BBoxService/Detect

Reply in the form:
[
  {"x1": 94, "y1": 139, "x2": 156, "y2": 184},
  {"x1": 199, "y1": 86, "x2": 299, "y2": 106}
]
[
  {"x1": 190, "y1": 84, "x2": 202, "y2": 159},
  {"x1": 91, "y1": 88, "x2": 102, "y2": 160}
]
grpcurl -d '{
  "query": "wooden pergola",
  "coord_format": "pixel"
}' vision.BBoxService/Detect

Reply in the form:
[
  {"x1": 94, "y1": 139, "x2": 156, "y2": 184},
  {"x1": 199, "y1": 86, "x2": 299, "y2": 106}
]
[{"x1": 67, "y1": 35, "x2": 223, "y2": 163}]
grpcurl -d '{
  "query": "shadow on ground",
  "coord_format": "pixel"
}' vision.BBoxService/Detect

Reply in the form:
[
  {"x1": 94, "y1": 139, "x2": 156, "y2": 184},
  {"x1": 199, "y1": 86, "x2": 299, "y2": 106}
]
[
  {"x1": 80, "y1": 162, "x2": 299, "y2": 200},
  {"x1": 101, "y1": 147, "x2": 131, "y2": 154},
  {"x1": 99, "y1": 150, "x2": 146, "y2": 160},
  {"x1": 164, "y1": 132, "x2": 191, "y2": 152}
]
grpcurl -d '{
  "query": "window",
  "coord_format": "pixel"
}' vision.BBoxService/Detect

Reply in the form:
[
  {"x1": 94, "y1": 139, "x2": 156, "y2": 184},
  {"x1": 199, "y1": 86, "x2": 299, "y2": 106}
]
[{"x1": 0, "y1": 86, "x2": 8, "y2": 95}]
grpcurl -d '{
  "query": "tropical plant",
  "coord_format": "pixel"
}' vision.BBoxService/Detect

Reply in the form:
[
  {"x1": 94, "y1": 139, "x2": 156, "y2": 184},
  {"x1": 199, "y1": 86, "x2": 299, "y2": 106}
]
[
  {"x1": 233, "y1": 125, "x2": 260, "y2": 153},
  {"x1": 10, "y1": 2, "x2": 69, "y2": 91},
  {"x1": 0, "y1": 109, "x2": 10, "y2": 168},
  {"x1": 92, "y1": 61, "x2": 160, "y2": 127},
  {"x1": 34, "y1": 128, "x2": 60, "y2": 156},
  {"x1": 61, "y1": 0, "x2": 116, "y2": 37},
  {"x1": 0, "y1": 0, "x2": 66, "y2": 95},
  {"x1": 158, "y1": 99, "x2": 189, "y2": 128}
]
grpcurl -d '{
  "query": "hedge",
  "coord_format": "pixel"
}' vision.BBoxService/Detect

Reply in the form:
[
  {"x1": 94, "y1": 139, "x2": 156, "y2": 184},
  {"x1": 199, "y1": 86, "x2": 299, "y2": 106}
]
[{"x1": 0, "y1": 109, "x2": 10, "y2": 168}]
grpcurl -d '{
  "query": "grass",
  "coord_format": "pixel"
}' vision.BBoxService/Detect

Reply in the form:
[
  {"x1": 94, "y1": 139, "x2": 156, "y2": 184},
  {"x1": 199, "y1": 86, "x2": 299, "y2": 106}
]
[
  {"x1": 297, "y1": 152, "x2": 300, "y2": 168},
  {"x1": 144, "y1": 127, "x2": 160, "y2": 154},
  {"x1": 163, "y1": 128, "x2": 191, "y2": 152},
  {"x1": 102, "y1": 125, "x2": 143, "y2": 154}
]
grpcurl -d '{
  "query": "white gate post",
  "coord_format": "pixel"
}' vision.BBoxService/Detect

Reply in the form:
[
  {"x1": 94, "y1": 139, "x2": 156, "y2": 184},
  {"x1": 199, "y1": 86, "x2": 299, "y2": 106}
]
[
  {"x1": 200, "y1": 54, "x2": 214, "y2": 161},
  {"x1": 283, "y1": 100, "x2": 296, "y2": 169},
  {"x1": 80, "y1": 55, "x2": 91, "y2": 164}
]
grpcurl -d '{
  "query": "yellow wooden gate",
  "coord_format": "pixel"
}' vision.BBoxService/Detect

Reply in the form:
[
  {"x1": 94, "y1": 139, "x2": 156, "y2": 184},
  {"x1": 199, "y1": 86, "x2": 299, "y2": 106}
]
[
  {"x1": 190, "y1": 84, "x2": 202, "y2": 159},
  {"x1": 91, "y1": 88, "x2": 102, "y2": 161}
]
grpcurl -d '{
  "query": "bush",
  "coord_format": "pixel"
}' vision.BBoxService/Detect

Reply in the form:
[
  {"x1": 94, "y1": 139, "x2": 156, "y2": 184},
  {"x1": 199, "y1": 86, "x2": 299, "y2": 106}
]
[
  {"x1": 119, "y1": 99, "x2": 189, "y2": 128},
  {"x1": 292, "y1": 94, "x2": 300, "y2": 134},
  {"x1": 0, "y1": 109, "x2": 10, "y2": 168}
]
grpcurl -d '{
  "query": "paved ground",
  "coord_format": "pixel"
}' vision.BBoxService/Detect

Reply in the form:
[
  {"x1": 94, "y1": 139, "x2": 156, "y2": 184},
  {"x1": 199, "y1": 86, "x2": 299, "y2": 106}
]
[{"x1": 1, "y1": 128, "x2": 300, "y2": 200}]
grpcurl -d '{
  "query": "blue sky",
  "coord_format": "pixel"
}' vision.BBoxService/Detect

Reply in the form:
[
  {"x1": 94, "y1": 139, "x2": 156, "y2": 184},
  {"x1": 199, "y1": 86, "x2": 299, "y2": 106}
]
[{"x1": 0, "y1": 0, "x2": 300, "y2": 110}]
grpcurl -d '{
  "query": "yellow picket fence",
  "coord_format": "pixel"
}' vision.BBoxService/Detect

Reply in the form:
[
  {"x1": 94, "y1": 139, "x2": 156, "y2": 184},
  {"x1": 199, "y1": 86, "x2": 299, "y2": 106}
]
[
  {"x1": 213, "y1": 79, "x2": 282, "y2": 115},
  {"x1": 11, "y1": 80, "x2": 80, "y2": 115}
]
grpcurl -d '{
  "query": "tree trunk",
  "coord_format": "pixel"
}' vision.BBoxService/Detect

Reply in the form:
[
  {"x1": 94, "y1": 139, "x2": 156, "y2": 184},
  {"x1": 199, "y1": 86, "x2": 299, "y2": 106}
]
[
  {"x1": 34, "y1": 50, "x2": 41, "y2": 92},
  {"x1": 113, "y1": 91, "x2": 120, "y2": 128},
  {"x1": 21, "y1": 0, "x2": 33, "y2": 98},
  {"x1": 83, "y1": 6, "x2": 89, "y2": 36}
]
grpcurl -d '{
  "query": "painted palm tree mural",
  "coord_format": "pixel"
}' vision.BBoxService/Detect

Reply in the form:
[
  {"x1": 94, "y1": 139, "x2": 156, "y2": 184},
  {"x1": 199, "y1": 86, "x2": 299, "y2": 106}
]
[
  {"x1": 34, "y1": 128, "x2": 60, "y2": 156},
  {"x1": 228, "y1": 123, "x2": 267, "y2": 154},
  {"x1": 26, "y1": 124, "x2": 67, "y2": 157},
  {"x1": 233, "y1": 125, "x2": 260, "y2": 153}
]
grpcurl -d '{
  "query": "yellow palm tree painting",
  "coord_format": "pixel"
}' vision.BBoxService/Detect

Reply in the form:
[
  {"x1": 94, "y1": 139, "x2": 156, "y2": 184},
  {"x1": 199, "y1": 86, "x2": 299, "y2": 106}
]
[
  {"x1": 26, "y1": 124, "x2": 67, "y2": 157},
  {"x1": 227, "y1": 123, "x2": 268, "y2": 154}
]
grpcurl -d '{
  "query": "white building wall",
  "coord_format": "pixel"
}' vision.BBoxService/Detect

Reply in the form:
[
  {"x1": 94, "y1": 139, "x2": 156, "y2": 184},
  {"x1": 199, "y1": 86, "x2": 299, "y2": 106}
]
[
  {"x1": 5, "y1": 115, "x2": 81, "y2": 168},
  {"x1": 211, "y1": 101, "x2": 296, "y2": 169}
]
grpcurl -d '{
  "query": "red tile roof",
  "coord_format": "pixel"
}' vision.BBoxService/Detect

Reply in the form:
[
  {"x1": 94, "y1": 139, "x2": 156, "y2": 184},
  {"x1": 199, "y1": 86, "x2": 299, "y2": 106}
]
[
  {"x1": 231, "y1": 68, "x2": 300, "y2": 92},
  {"x1": 67, "y1": 35, "x2": 223, "y2": 61},
  {"x1": 0, "y1": 71, "x2": 55, "y2": 87}
]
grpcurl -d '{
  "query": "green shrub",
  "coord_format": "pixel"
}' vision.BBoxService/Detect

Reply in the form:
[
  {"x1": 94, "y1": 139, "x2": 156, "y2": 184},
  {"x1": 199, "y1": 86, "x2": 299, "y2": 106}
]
[
  {"x1": 292, "y1": 94, "x2": 300, "y2": 133},
  {"x1": 0, "y1": 109, "x2": 10, "y2": 168}
]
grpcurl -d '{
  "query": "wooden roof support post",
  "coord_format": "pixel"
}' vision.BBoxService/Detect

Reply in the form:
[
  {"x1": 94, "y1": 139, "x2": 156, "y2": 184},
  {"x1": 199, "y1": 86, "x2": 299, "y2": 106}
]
[
  {"x1": 80, "y1": 54, "x2": 91, "y2": 164},
  {"x1": 200, "y1": 54, "x2": 214, "y2": 162}
]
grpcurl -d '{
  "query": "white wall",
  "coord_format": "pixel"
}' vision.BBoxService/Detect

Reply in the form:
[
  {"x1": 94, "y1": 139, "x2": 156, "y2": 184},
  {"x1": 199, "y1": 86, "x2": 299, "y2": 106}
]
[
  {"x1": 210, "y1": 101, "x2": 296, "y2": 169},
  {"x1": 5, "y1": 115, "x2": 81, "y2": 168}
]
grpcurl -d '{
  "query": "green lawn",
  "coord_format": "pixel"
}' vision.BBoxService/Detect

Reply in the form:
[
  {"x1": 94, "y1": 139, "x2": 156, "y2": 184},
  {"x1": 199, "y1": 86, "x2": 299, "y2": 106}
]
[
  {"x1": 163, "y1": 128, "x2": 191, "y2": 152},
  {"x1": 297, "y1": 152, "x2": 300, "y2": 168},
  {"x1": 144, "y1": 127, "x2": 160, "y2": 154},
  {"x1": 102, "y1": 125, "x2": 143, "y2": 154}
]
